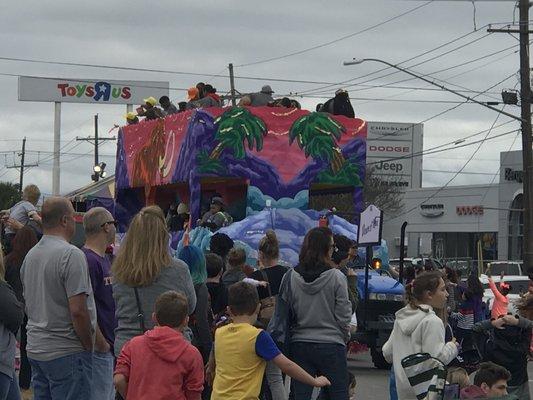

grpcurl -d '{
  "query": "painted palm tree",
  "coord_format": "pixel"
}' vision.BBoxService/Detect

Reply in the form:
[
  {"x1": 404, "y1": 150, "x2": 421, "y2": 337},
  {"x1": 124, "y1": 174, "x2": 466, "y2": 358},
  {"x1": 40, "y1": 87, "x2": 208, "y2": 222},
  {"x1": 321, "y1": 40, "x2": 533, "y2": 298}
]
[
  {"x1": 289, "y1": 112, "x2": 346, "y2": 174},
  {"x1": 209, "y1": 107, "x2": 267, "y2": 159}
]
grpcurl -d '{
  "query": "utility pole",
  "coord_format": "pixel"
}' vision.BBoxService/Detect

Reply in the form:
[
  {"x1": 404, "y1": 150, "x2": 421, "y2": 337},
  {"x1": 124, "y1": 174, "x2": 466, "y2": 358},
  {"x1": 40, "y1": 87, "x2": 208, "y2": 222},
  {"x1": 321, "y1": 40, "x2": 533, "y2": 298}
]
[
  {"x1": 518, "y1": 0, "x2": 533, "y2": 269},
  {"x1": 486, "y1": 0, "x2": 533, "y2": 268},
  {"x1": 76, "y1": 114, "x2": 116, "y2": 182},
  {"x1": 228, "y1": 63, "x2": 237, "y2": 106},
  {"x1": 6, "y1": 137, "x2": 38, "y2": 193}
]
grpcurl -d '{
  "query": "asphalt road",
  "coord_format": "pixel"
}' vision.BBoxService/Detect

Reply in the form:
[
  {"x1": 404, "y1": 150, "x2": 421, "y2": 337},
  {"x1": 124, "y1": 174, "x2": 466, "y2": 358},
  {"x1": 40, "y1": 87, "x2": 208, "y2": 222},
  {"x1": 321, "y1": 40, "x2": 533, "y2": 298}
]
[
  {"x1": 347, "y1": 350, "x2": 533, "y2": 400},
  {"x1": 348, "y1": 350, "x2": 390, "y2": 399}
]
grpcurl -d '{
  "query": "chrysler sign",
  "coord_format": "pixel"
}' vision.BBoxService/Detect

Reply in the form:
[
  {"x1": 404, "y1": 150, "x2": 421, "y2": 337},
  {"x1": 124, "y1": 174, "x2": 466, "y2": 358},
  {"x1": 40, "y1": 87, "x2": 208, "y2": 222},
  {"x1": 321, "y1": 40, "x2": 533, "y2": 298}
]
[{"x1": 420, "y1": 204, "x2": 444, "y2": 218}]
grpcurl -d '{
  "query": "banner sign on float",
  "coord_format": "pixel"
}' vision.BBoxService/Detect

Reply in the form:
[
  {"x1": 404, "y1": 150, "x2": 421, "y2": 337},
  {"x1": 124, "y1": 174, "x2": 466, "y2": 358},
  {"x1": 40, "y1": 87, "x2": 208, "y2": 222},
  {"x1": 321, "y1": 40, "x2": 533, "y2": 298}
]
[
  {"x1": 18, "y1": 76, "x2": 169, "y2": 105},
  {"x1": 358, "y1": 204, "x2": 383, "y2": 246}
]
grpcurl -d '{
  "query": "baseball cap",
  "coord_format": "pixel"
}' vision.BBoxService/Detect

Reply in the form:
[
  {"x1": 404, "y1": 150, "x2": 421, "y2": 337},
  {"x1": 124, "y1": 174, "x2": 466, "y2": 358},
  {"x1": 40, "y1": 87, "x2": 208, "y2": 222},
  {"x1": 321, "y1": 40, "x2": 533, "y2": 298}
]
[
  {"x1": 187, "y1": 87, "x2": 199, "y2": 100},
  {"x1": 261, "y1": 85, "x2": 274, "y2": 94},
  {"x1": 211, "y1": 196, "x2": 225, "y2": 207},
  {"x1": 143, "y1": 97, "x2": 157, "y2": 106}
]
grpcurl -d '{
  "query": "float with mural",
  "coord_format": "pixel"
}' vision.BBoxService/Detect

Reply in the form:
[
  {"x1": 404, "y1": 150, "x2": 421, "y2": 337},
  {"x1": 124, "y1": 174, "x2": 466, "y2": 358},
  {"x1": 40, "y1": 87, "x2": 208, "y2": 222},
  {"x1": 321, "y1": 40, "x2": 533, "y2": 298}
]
[{"x1": 115, "y1": 106, "x2": 367, "y2": 263}]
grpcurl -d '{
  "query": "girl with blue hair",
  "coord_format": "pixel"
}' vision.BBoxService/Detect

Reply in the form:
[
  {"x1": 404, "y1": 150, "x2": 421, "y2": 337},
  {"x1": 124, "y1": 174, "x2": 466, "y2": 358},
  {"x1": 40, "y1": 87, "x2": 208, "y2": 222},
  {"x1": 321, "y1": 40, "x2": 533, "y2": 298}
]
[{"x1": 177, "y1": 245, "x2": 212, "y2": 363}]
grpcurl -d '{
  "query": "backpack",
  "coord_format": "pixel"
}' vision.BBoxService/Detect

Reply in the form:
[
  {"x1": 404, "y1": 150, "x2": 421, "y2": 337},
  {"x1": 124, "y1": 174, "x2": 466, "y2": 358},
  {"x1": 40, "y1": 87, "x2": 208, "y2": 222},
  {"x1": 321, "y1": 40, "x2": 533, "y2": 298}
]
[
  {"x1": 401, "y1": 353, "x2": 447, "y2": 400},
  {"x1": 257, "y1": 269, "x2": 276, "y2": 328}
]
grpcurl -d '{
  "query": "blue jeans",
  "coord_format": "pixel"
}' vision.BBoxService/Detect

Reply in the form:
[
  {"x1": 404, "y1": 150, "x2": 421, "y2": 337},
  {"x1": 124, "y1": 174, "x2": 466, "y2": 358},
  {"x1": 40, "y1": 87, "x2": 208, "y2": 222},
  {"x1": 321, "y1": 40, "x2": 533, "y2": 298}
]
[
  {"x1": 29, "y1": 351, "x2": 92, "y2": 400},
  {"x1": 290, "y1": 342, "x2": 348, "y2": 400},
  {"x1": 91, "y1": 351, "x2": 114, "y2": 400},
  {"x1": 0, "y1": 372, "x2": 20, "y2": 400},
  {"x1": 389, "y1": 368, "x2": 398, "y2": 400}
]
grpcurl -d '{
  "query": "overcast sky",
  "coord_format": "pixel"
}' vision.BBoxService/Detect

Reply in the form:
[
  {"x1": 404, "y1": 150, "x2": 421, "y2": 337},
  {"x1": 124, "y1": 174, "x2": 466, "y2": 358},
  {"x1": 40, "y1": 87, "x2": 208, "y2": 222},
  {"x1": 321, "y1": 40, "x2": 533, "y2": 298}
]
[{"x1": 0, "y1": 0, "x2": 523, "y2": 195}]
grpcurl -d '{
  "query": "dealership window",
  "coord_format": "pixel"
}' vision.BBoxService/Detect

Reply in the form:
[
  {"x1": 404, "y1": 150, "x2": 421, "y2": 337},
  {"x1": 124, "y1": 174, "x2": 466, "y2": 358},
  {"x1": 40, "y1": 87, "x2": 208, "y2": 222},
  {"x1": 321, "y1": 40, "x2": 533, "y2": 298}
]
[
  {"x1": 432, "y1": 232, "x2": 497, "y2": 260},
  {"x1": 508, "y1": 194, "x2": 523, "y2": 260}
]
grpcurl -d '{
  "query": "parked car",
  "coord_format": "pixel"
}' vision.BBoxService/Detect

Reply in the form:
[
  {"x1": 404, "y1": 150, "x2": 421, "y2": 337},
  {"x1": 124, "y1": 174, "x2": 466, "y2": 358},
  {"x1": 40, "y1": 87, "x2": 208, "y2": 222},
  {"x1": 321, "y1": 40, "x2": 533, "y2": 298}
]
[
  {"x1": 388, "y1": 257, "x2": 443, "y2": 279},
  {"x1": 479, "y1": 274, "x2": 529, "y2": 315},
  {"x1": 485, "y1": 261, "x2": 524, "y2": 276}
]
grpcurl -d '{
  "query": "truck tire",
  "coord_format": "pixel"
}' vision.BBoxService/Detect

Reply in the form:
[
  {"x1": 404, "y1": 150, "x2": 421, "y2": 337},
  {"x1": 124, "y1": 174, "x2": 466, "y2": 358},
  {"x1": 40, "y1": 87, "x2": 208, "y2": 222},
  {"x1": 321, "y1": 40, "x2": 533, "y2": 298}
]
[{"x1": 371, "y1": 347, "x2": 391, "y2": 370}]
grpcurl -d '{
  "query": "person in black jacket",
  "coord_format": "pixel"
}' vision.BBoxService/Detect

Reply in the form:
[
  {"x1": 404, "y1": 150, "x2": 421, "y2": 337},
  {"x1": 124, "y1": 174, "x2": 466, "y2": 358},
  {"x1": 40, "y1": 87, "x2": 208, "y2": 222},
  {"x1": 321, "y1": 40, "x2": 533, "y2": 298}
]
[
  {"x1": 320, "y1": 89, "x2": 355, "y2": 119},
  {"x1": 473, "y1": 312, "x2": 532, "y2": 399},
  {"x1": 0, "y1": 253, "x2": 24, "y2": 399},
  {"x1": 177, "y1": 245, "x2": 212, "y2": 364}
]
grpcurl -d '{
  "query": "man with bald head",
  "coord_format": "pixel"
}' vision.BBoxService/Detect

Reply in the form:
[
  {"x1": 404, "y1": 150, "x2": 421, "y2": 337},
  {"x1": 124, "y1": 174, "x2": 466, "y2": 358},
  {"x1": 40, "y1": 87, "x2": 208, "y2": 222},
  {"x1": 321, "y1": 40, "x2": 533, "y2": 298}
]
[
  {"x1": 21, "y1": 197, "x2": 96, "y2": 400},
  {"x1": 82, "y1": 207, "x2": 117, "y2": 400}
]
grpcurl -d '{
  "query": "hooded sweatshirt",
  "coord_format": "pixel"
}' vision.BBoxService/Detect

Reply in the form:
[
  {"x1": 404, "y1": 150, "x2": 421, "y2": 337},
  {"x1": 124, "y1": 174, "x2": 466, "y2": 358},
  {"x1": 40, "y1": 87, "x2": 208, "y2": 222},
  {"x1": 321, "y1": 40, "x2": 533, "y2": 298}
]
[
  {"x1": 283, "y1": 266, "x2": 352, "y2": 345},
  {"x1": 382, "y1": 305, "x2": 459, "y2": 400},
  {"x1": 115, "y1": 326, "x2": 204, "y2": 400}
]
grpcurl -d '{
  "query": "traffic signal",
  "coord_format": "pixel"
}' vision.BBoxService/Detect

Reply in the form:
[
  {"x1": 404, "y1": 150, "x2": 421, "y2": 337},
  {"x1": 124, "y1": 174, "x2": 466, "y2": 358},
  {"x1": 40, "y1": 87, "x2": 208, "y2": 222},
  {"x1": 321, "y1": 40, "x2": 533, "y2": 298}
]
[{"x1": 372, "y1": 258, "x2": 382, "y2": 270}]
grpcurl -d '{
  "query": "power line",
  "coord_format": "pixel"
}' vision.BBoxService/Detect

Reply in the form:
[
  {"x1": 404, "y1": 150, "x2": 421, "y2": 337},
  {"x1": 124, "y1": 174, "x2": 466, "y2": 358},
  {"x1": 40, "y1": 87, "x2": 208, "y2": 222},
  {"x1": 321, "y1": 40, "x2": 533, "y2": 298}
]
[
  {"x1": 385, "y1": 102, "x2": 510, "y2": 222},
  {"x1": 337, "y1": 49, "x2": 519, "y2": 107},
  {"x1": 423, "y1": 169, "x2": 504, "y2": 176},
  {"x1": 294, "y1": 27, "x2": 493, "y2": 96},
  {"x1": 368, "y1": 128, "x2": 519, "y2": 167},
  {"x1": 349, "y1": 71, "x2": 516, "y2": 144},
  {"x1": 307, "y1": 42, "x2": 519, "y2": 99},
  {"x1": 235, "y1": 0, "x2": 435, "y2": 67},
  {"x1": 0, "y1": 57, "x2": 382, "y2": 86}
]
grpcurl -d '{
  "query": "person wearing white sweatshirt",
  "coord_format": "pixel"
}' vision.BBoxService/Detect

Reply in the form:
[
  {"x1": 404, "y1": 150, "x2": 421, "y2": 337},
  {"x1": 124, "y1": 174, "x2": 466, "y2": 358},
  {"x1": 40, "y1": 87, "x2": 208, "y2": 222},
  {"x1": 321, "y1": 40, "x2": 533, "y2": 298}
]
[{"x1": 383, "y1": 271, "x2": 460, "y2": 400}]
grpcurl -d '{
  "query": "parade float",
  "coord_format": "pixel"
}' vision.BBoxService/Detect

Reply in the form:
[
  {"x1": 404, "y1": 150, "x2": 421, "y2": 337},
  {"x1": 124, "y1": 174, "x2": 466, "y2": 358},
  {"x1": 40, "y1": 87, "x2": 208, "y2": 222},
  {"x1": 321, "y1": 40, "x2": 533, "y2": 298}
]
[{"x1": 114, "y1": 106, "x2": 367, "y2": 261}]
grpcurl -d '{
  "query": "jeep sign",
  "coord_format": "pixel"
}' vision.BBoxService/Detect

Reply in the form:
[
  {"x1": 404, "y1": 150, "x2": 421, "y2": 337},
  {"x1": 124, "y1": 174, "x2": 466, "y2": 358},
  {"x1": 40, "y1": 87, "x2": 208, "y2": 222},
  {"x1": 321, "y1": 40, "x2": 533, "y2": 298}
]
[{"x1": 366, "y1": 121, "x2": 423, "y2": 190}]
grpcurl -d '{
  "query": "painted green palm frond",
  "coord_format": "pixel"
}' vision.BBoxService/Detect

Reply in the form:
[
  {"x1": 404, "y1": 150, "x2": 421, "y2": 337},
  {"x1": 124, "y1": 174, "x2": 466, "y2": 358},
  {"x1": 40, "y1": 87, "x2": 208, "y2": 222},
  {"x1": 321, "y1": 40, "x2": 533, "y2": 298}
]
[
  {"x1": 307, "y1": 136, "x2": 335, "y2": 161},
  {"x1": 242, "y1": 118, "x2": 266, "y2": 152},
  {"x1": 289, "y1": 115, "x2": 308, "y2": 147},
  {"x1": 213, "y1": 107, "x2": 267, "y2": 159},
  {"x1": 197, "y1": 150, "x2": 227, "y2": 174},
  {"x1": 289, "y1": 112, "x2": 345, "y2": 148},
  {"x1": 317, "y1": 162, "x2": 362, "y2": 186},
  {"x1": 233, "y1": 140, "x2": 246, "y2": 159},
  {"x1": 289, "y1": 114, "x2": 321, "y2": 147},
  {"x1": 314, "y1": 114, "x2": 345, "y2": 141}
]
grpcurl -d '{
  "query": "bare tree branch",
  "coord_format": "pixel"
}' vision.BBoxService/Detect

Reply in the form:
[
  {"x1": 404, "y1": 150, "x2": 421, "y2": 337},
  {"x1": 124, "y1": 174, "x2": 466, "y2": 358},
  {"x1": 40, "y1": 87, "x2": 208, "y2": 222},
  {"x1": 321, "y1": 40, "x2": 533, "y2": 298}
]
[{"x1": 363, "y1": 167, "x2": 404, "y2": 217}]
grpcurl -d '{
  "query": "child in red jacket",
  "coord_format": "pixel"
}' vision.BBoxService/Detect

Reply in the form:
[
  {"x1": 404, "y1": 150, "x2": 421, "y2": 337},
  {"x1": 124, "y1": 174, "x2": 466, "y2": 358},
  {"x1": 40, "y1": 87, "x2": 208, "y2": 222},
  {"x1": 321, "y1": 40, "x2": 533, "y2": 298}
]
[{"x1": 114, "y1": 291, "x2": 204, "y2": 400}]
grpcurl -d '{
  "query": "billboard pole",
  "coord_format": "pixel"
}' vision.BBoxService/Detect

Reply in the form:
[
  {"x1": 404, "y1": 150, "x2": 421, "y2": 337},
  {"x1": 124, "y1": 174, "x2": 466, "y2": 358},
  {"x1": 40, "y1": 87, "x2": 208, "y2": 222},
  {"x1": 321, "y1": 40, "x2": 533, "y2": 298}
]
[{"x1": 52, "y1": 102, "x2": 61, "y2": 195}]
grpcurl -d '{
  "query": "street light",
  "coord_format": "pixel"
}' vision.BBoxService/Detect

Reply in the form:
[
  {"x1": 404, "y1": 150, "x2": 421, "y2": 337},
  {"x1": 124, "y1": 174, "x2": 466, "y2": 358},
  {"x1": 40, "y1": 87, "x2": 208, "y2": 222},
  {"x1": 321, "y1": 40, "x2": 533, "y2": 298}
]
[{"x1": 343, "y1": 58, "x2": 523, "y2": 123}]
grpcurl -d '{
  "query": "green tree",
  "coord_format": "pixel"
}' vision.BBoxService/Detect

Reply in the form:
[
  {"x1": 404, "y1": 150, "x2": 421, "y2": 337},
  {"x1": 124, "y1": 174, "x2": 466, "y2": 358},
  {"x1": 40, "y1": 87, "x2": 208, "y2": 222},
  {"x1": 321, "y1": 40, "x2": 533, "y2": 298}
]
[
  {"x1": 288, "y1": 112, "x2": 346, "y2": 174},
  {"x1": 210, "y1": 107, "x2": 267, "y2": 159},
  {"x1": 0, "y1": 182, "x2": 21, "y2": 210}
]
